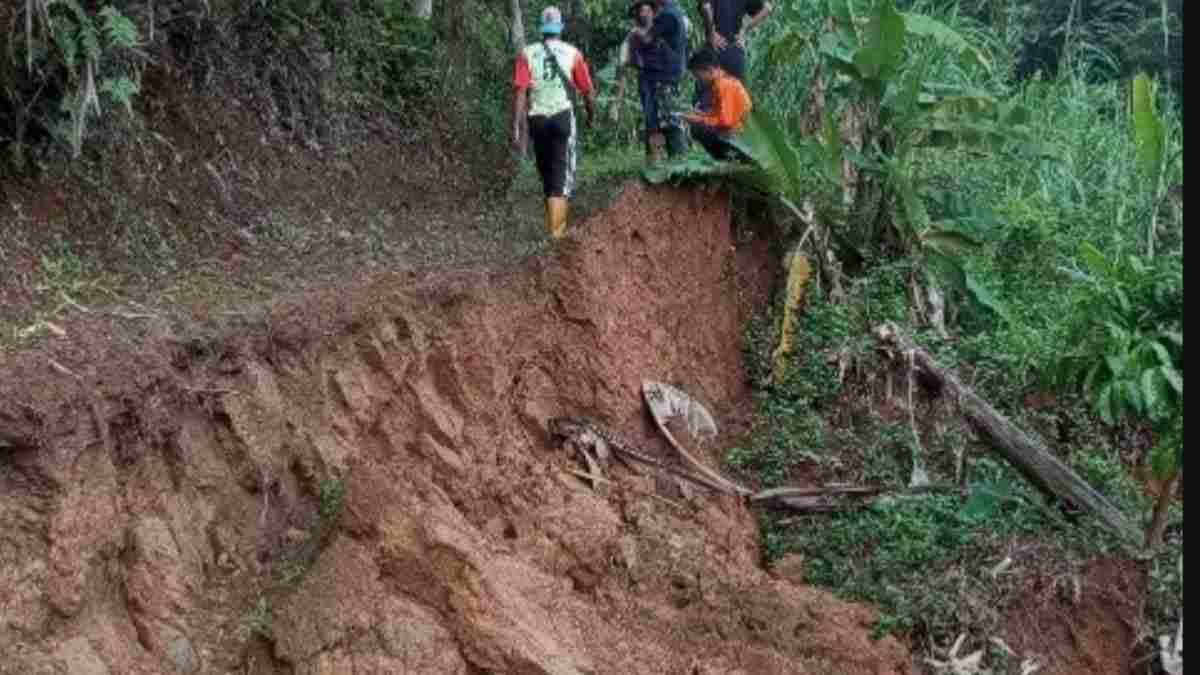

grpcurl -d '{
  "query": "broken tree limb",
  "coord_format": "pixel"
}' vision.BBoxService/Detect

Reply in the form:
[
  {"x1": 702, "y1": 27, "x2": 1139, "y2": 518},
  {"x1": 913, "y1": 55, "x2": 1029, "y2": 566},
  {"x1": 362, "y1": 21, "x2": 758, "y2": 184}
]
[
  {"x1": 611, "y1": 446, "x2": 734, "y2": 495},
  {"x1": 752, "y1": 482, "x2": 967, "y2": 514},
  {"x1": 751, "y1": 484, "x2": 883, "y2": 502},
  {"x1": 560, "y1": 470, "x2": 686, "y2": 511},
  {"x1": 874, "y1": 322, "x2": 1141, "y2": 542},
  {"x1": 643, "y1": 382, "x2": 752, "y2": 497},
  {"x1": 753, "y1": 484, "x2": 881, "y2": 513}
]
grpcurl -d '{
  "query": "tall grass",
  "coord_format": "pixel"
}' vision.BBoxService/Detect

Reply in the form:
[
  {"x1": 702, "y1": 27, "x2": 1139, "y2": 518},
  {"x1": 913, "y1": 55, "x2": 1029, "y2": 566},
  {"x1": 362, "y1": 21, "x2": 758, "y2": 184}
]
[
  {"x1": 948, "y1": 64, "x2": 1183, "y2": 402},
  {"x1": 725, "y1": 0, "x2": 1184, "y2": 650}
]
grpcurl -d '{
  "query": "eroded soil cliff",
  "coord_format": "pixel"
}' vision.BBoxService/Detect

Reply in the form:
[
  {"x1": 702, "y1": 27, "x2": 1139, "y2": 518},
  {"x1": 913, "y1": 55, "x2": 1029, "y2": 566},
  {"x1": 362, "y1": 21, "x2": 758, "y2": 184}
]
[{"x1": 0, "y1": 183, "x2": 913, "y2": 674}]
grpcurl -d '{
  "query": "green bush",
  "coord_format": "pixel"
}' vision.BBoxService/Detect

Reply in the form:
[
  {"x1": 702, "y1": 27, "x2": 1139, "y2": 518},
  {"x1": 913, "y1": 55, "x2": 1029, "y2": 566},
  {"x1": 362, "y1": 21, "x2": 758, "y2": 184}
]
[
  {"x1": 267, "y1": 0, "x2": 438, "y2": 111},
  {"x1": 2, "y1": 1, "x2": 142, "y2": 166}
]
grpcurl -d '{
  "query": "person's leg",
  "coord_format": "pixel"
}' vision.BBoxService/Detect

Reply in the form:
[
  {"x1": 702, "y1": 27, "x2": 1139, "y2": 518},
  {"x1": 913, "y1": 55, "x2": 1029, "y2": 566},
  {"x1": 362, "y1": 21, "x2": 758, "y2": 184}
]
[
  {"x1": 690, "y1": 123, "x2": 729, "y2": 160},
  {"x1": 543, "y1": 110, "x2": 573, "y2": 239},
  {"x1": 639, "y1": 77, "x2": 664, "y2": 164},
  {"x1": 691, "y1": 122, "x2": 752, "y2": 163},
  {"x1": 657, "y1": 80, "x2": 688, "y2": 158},
  {"x1": 562, "y1": 109, "x2": 578, "y2": 200},
  {"x1": 529, "y1": 114, "x2": 554, "y2": 197},
  {"x1": 693, "y1": 75, "x2": 713, "y2": 114}
]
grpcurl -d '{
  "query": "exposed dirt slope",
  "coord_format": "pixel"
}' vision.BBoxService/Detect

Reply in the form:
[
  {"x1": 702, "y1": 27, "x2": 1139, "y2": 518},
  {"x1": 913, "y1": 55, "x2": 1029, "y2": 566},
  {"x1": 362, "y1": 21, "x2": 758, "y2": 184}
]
[
  {"x1": 1004, "y1": 557, "x2": 1145, "y2": 675},
  {"x1": 0, "y1": 61, "x2": 526, "y2": 353},
  {"x1": 0, "y1": 183, "x2": 912, "y2": 674}
]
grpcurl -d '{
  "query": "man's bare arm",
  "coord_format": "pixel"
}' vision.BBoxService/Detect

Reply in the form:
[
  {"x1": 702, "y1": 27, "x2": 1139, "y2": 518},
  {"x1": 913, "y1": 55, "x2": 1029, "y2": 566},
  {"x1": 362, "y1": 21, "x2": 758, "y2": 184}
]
[
  {"x1": 583, "y1": 90, "x2": 596, "y2": 128},
  {"x1": 700, "y1": 0, "x2": 728, "y2": 50},
  {"x1": 699, "y1": 0, "x2": 715, "y2": 36},
  {"x1": 738, "y1": 2, "x2": 774, "y2": 45},
  {"x1": 511, "y1": 87, "x2": 528, "y2": 153}
]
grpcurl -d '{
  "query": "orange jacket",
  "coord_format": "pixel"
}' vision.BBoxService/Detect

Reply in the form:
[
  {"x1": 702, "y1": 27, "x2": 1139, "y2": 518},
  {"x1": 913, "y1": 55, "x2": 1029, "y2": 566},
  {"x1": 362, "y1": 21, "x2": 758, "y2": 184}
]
[{"x1": 691, "y1": 72, "x2": 751, "y2": 131}]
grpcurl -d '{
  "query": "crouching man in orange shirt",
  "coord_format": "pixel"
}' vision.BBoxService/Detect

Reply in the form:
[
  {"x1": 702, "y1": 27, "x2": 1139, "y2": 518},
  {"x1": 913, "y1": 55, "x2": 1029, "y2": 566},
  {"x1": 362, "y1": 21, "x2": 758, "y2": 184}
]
[{"x1": 681, "y1": 48, "x2": 751, "y2": 162}]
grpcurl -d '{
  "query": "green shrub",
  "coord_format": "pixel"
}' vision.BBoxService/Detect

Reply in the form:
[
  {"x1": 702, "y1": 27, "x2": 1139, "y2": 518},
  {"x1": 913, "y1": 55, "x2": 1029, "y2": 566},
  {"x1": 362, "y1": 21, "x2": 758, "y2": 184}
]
[{"x1": 3, "y1": 1, "x2": 142, "y2": 165}]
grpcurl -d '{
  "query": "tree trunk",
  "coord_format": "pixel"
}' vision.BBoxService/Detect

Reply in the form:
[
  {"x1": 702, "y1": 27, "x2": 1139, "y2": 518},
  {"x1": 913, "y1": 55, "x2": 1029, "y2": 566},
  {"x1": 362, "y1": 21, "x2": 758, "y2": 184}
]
[
  {"x1": 874, "y1": 323, "x2": 1141, "y2": 543},
  {"x1": 510, "y1": 0, "x2": 528, "y2": 160},
  {"x1": 1146, "y1": 469, "x2": 1181, "y2": 550},
  {"x1": 411, "y1": 0, "x2": 433, "y2": 20},
  {"x1": 1161, "y1": 0, "x2": 1170, "y2": 90},
  {"x1": 926, "y1": 282, "x2": 949, "y2": 339},
  {"x1": 510, "y1": 0, "x2": 525, "y2": 50},
  {"x1": 442, "y1": 0, "x2": 467, "y2": 89}
]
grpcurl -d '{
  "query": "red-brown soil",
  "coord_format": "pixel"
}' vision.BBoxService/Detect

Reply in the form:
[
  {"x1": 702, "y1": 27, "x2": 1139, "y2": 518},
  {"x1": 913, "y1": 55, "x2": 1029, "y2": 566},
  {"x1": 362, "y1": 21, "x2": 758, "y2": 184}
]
[
  {"x1": 1003, "y1": 556, "x2": 1146, "y2": 675},
  {"x1": 0, "y1": 45, "x2": 1156, "y2": 675},
  {"x1": 0, "y1": 183, "x2": 915, "y2": 674}
]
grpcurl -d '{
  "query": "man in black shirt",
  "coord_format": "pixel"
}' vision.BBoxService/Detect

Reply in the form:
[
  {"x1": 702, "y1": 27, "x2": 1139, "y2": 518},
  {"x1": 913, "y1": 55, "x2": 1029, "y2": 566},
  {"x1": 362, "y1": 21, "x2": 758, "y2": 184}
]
[{"x1": 695, "y1": 0, "x2": 773, "y2": 108}]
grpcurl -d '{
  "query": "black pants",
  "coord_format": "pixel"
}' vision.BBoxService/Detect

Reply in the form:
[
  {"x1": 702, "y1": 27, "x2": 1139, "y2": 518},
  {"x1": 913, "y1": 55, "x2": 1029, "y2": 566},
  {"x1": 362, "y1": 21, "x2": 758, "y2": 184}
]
[
  {"x1": 691, "y1": 123, "x2": 749, "y2": 162},
  {"x1": 529, "y1": 109, "x2": 577, "y2": 198},
  {"x1": 694, "y1": 45, "x2": 746, "y2": 110}
]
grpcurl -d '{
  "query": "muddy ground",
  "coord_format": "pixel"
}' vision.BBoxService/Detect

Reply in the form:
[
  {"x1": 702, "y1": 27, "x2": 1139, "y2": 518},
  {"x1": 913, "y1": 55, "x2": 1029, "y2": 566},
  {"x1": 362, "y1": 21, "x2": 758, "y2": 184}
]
[
  {"x1": 1, "y1": 178, "x2": 925, "y2": 674},
  {"x1": 0, "y1": 61, "x2": 1152, "y2": 674}
]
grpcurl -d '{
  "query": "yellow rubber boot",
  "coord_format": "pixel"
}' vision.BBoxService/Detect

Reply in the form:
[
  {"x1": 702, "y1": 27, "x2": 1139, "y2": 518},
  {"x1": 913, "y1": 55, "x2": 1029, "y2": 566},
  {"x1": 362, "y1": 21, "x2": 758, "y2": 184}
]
[{"x1": 546, "y1": 197, "x2": 569, "y2": 239}]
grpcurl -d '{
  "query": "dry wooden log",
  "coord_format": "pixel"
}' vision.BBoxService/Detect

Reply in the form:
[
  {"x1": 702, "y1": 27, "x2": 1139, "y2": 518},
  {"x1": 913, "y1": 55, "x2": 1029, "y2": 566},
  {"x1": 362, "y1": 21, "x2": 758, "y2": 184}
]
[
  {"x1": 751, "y1": 484, "x2": 883, "y2": 503},
  {"x1": 874, "y1": 322, "x2": 1140, "y2": 542},
  {"x1": 752, "y1": 483, "x2": 966, "y2": 514}
]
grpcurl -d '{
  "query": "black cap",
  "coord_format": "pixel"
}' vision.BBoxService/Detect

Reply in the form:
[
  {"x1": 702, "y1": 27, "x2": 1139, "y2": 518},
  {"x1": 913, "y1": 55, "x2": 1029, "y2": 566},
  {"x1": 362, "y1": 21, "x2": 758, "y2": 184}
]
[{"x1": 688, "y1": 48, "x2": 720, "y2": 71}]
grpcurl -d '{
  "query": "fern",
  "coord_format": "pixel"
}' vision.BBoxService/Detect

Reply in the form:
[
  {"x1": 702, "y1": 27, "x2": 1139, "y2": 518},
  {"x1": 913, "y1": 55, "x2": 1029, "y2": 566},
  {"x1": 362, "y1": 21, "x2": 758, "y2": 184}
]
[
  {"x1": 99, "y1": 6, "x2": 140, "y2": 50},
  {"x1": 100, "y1": 77, "x2": 139, "y2": 115},
  {"x1": 57, "y1": 0, "x2": 103, "y2": 65},
  {"x1": 19, "y1": 2, "x2": 143, "y2": 158},
  {"x1": 52, "y1": 14, "x2": 82, "y2": 76}
]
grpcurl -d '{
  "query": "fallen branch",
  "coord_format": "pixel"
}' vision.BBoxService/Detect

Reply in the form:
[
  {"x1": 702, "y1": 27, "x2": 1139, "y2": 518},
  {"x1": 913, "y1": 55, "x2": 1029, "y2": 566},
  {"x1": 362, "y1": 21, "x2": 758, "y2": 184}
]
[
  {"x1": 752, "y1": 482, "x2": 966, "y2": 514},
  {"x1": 564, "y1": 467, "x2": 614, "y2": 487},
  {"x1": 612, "y1": 447, "x2": 737, "y2": 495},
  {"x1": 874, "y1": 323, "x2": 1140, "y2": 542},
  {"x1": 561, "y1": 470, "x2": 686, "y2": 511},
  {"x1": 643, "y1": 382, "x2": 752, "y2": 497},
  {"x1": 751, "y1": 484, "x2": 883, "y2": 501}
]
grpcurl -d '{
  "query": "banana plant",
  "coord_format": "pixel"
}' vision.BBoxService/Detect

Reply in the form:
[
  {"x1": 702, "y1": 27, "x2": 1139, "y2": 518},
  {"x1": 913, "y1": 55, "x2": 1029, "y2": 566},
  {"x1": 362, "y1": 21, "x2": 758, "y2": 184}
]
[
  {"x1": 754, "y1": 0, "x2": 1031, "y2": 320},
  {"x1": 1130, "y1": 72, "x2": 1177, "y2": 260},
  {"x1": 650, "y1": 0, "x2": 1047, "y2": 323}
]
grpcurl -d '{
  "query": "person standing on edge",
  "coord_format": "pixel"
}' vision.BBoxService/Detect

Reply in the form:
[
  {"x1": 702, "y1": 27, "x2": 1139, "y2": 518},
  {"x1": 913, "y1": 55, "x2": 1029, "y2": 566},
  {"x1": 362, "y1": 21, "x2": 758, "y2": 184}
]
[
  {"x1": 629, "y1": 0, "x2": 689, "y2": 164},
  {"x1": 512, "y1": 6, "x2": 596, "y2": 240},
  {"x1": 611, "y1": 1, "x2": 656, "y2": 126},
  {"x1": 695, "y1": 0, "x2": 773, "y2": 108}
]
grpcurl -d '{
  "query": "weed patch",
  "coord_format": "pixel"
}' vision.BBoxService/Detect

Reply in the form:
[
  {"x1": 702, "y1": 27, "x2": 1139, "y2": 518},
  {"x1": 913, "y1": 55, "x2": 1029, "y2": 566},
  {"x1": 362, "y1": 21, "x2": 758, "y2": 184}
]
[
  {"x1": 238, "y1": 596, "x2": 273, "y2": 641},
  {"x1": 319, "y1": 478, "x2": 346, "y2": 523}
]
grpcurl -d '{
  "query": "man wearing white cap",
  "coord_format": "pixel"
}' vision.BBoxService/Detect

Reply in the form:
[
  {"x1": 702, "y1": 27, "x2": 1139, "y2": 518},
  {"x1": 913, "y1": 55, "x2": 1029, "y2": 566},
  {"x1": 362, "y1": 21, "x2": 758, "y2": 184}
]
[{"x1": 512, "y1": 6, "x2": 597, "y2": 239}]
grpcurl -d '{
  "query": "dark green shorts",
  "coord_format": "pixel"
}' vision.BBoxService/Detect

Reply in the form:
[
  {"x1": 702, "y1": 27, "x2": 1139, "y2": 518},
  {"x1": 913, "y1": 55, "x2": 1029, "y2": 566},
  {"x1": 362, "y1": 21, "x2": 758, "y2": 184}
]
[{"x1": 639, "y1": 78, "x2": 685, "y2": 134}]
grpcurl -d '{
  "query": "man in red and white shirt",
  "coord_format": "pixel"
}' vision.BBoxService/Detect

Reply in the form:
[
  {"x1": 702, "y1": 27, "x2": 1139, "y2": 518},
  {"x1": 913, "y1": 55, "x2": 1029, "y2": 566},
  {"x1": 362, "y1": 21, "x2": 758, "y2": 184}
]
[{"x1": 512, "y1": 6, "x2": 596, "y2": 240}]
